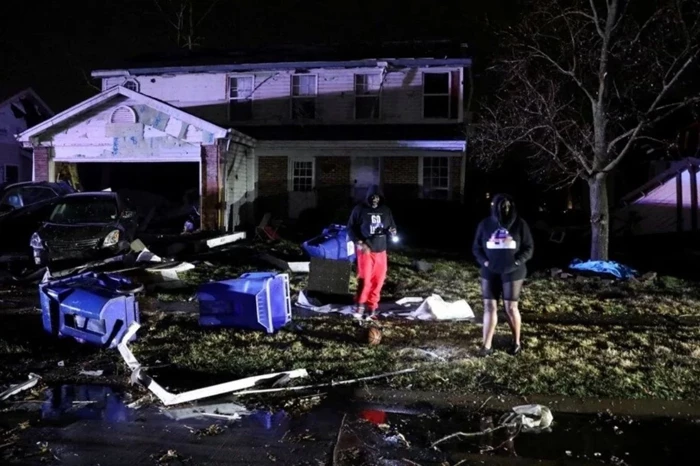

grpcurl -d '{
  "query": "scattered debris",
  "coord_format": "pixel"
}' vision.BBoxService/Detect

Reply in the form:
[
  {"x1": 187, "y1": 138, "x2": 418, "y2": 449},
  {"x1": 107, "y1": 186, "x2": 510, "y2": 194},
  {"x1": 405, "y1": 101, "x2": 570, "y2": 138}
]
[
  {"x1": 79, "y1": 370, "x2": 104, "y2": 377},
  {"x1": 569, "y1": 259, "x2": 637, "y2": 279},
  {"x1": 0, "y1": 373, "x2": 41, "y2": 401},
  {"x1": 206, "y1": 232, "x2": 246, "y2": 249},
  {"x1": 117, "y1": 322, "x2": 309, "y2": 406},
  {"x1": 408, "y1": 294, "x2": 475, "y2": 321},
  {"x1": 411, "y1": 260, "x2": 433, "y2": 273},
  {"x1": 232, "y1": 367, "x2": 417, "y2": 396},
  {"x1": 162, "y1": 401, "x2": 249, "y2": 421}
]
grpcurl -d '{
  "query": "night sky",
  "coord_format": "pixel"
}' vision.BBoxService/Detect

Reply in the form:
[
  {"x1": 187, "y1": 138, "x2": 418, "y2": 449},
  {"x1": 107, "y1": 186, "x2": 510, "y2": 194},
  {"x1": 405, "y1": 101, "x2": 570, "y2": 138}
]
[{"x1": 1, "y1": 0, "x2": 520, "y2": 112}]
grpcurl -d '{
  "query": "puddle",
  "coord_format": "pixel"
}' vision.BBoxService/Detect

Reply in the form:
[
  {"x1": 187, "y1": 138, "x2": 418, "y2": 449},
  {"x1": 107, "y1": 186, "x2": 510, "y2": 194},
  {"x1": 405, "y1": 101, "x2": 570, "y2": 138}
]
[
  {"x1": 5, "y1": 385, "x2": 700, "y2": 465},
  {"x1": 348, "y1": 404, "x2": 700, "y2": 465}
]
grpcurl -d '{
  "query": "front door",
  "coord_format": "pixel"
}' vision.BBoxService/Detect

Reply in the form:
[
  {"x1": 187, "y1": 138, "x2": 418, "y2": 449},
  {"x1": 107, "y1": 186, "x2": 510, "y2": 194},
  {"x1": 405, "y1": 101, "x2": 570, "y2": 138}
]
[
  {"x1": 351, "y1": 157, "x2": 381, "y2": 203},
  {"x1": 288, "y1": 156, "x2": 317, "y2": 219}
]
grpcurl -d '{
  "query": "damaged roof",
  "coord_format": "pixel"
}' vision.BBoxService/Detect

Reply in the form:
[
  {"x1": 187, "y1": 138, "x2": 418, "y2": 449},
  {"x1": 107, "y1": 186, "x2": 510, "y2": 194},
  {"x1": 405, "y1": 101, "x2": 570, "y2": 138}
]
[
  {"x1": 92, "y1": 41, "x2": 472, "y2": 77},
  {"x1": 17, "y1": 87, "x2": 254, "y2": 147},
  {"x1": 0, "y1": 88, "x2": 54, "y2": 129}
]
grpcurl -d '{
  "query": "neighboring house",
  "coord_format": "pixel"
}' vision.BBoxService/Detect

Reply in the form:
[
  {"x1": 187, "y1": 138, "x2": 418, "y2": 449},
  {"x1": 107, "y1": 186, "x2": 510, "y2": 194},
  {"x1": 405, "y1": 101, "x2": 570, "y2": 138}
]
[
  {"x1": 0, "y1": 89, "x2": 53, "y2": 183},
  {"x1": 18, "y1": 45, "x2": 471, "y2": 231},
  {"x1": 613, "y1": 158, "x2": 700, "y2": 236}
]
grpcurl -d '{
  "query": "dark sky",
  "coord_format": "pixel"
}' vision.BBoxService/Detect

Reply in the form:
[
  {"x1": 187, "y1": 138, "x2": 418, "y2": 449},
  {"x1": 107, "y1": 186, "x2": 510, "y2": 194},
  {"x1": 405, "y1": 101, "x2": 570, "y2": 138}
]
[{"x1": 1, "y1": 0, "x2": 520, "y2": 112}]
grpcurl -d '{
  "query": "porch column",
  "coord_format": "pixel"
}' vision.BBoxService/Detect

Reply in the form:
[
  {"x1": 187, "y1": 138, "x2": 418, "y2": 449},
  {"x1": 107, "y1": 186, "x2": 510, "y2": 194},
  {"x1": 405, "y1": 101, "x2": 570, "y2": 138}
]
[
  {"x1": 201, "y1": 143, "x2": 222, "y2": 231},
  {"x1": 33, "y1": 146, "x2": 50, "y2": 182}
]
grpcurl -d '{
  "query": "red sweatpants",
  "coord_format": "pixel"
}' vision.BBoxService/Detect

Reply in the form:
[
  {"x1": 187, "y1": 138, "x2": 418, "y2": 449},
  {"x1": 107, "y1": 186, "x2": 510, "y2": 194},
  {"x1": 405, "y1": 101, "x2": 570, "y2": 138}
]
[{"x1": 355, "y1": 249, "x2": 388, "y2": 311}]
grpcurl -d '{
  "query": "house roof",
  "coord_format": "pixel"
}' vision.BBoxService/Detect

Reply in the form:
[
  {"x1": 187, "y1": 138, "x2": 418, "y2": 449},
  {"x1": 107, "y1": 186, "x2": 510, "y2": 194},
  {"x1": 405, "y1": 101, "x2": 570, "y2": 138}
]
[
  {"x1": 237, "y1": 124, "x2": 467, "y2": 141},
  {"x1": 92, "y1": 42, "x2": 472, "y2": 77},
  {"x1": 621, "y1": 157, "x2": 700, "y2": 205},
  {"x1": 0, "y1": 88, "x2": 54, "y2": 117},
  {"x1": 16, "y1": 86, "x2": 254, "y2": 146}
]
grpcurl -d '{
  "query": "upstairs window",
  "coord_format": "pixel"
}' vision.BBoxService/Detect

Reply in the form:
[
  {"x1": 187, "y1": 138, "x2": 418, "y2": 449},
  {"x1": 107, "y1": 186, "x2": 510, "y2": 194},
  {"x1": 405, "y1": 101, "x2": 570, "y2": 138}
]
[
  {"x1": 229, "y1": 76, "x2": 254, "y2": 121},
  {"x1": 291, "y1": 75, "x2": 317, "y2": 119},
  {"x1": 354, "y1": 74, "x2": 381, "y2": 119},
  {"x1": 422, "y1": 71, "x2": 460, "y2": 119}
]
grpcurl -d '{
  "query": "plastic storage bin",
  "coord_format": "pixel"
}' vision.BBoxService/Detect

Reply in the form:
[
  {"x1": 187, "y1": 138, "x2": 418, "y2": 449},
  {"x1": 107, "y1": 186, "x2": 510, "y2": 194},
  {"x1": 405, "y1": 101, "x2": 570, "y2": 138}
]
[
  {"x1": 39, "y1": 272, "x2": 141, "y2": 348},
  {"x1": 197, "y1": 272, "x2": 291, "y2": 333},
  {"x1": 301, "y1": 224, "x2": 356, "y2": 262}
]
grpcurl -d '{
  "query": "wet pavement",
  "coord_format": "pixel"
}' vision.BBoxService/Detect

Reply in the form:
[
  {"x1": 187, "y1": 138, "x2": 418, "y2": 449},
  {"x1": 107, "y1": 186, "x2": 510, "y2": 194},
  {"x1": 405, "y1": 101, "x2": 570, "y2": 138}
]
[{"x1": 2, "y1": 384, "x2": 700, "y2": 465}]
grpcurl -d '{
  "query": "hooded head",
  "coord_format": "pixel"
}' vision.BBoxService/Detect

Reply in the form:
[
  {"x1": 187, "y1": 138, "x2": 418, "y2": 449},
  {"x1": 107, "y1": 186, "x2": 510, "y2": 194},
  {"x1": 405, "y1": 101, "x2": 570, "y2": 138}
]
[
  {"x1": 365, "y1": 184, "x2": 383, "y2": 208},
  {"x1": 490, "y1": 193, "x2": 517, "y2": 228}
]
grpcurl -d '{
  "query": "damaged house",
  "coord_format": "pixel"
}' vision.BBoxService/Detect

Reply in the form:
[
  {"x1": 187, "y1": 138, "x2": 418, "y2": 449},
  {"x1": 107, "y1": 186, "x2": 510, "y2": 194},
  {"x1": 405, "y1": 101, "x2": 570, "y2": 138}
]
[
  {"x1": 17, "y1": 44, "x2": 471, "y2": 231},
  {"x1": 0, "y1": 88, "x2": 53, "y2": 183}
]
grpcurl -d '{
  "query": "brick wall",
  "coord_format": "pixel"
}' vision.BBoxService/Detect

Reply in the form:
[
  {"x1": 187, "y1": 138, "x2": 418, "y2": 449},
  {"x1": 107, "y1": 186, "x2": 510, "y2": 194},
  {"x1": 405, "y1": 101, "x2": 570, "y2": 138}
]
[
  {"x1": 383, "y1": 156, "x2": 419, "y2": 199},
  {"x1": 256, "y1": 156, "x2": 289, "y2": 219},
  {"x1": 450, "y1": 156, "x2": 463, "y2": 202},
  {"x1": 33, "y1": 146, "x2": 50, "y2": 182},
  {"x1": 201, "y1": 144, "x2": 221, "y2": 230}
]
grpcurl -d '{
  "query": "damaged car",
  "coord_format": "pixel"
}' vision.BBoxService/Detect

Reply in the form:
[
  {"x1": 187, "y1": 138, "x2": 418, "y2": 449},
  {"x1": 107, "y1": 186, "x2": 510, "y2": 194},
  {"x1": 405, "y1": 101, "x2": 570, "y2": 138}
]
[
  {"x1": 0, "y1": 181, "x2": 75, "y2": 217},
  {"x1": 30, "y1": 192, "x2": 138, "y2": 267}
]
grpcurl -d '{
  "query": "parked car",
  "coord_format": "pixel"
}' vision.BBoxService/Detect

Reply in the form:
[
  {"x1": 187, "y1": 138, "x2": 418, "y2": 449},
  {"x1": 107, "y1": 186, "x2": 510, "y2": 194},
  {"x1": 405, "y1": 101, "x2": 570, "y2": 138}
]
[
  {"x1": 0, "y1": 181, "x2": 75, "y2": 216},
  {"x1": 30, "y1": 192, "x2": 138, "y2": 267}
]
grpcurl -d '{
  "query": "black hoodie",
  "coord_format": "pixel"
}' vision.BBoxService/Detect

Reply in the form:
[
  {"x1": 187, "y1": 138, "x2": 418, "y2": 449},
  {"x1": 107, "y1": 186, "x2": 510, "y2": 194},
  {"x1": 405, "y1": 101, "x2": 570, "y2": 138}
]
[
  {"x1": 347, "y1": 185, "x2": 396, "y2": 252},
  {"x1": 472, "y1": 194, "x2": 534, "y2": 275}
]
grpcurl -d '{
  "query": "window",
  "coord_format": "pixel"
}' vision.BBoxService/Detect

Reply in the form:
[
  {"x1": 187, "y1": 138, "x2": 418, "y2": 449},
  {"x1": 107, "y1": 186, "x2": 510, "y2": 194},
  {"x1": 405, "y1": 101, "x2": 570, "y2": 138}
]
[
  {"x1": 291, "y1": 159, "x2": 314, "y2": 192},
  {"x1": 229, "y1": 76, "x2": 254, "y2": 121},
  {"x1": 123, "y1": 79, "x2": 139, "y2": 92},
  {"x1": 354, "y1": 74, "x2": 380, "y2": 119},
  {"x1": 4, "y1": 165, "x2": 19, "y2": 184},
  {"x1": 291, "y1": 75, "x2": 317, "y2": 119},
  {"x1": 422, "y1": 157, "x2": 450, "y2": 200},
  {"x1": 423, "y1": 72, "x2": 460, "y2": 119}
]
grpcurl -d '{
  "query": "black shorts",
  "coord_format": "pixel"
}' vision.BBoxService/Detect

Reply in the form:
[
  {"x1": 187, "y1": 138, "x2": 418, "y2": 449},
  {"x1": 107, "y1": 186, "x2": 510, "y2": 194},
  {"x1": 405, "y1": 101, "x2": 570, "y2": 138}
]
[{"x1": 480, "y1": 267, "x2": 527, "y2": 302}]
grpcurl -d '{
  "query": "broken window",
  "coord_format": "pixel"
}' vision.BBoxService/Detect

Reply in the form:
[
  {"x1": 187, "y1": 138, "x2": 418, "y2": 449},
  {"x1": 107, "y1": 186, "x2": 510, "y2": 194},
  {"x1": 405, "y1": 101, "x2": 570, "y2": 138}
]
[
  {"x1": 4, "y1": 165, "x2": 18, "y2": 184},
  {"x1": 292, "y1": 160, "x2": 314, "y2": 192},
  {"x1": 422, "y1": 157, "x2": 450, "y2": 200},
  {"x1": 355, "y1": 74, "x2": 380, "y2": 119},
  {"x1": 229, "y1": 76, "x2": 254, "y2": 121},
  {"x1": 291, "y1": 75, "x2": 317, "y2": 119},
  {"x1": 423, "y1": 72, "x2": 459, "y2": 119}
]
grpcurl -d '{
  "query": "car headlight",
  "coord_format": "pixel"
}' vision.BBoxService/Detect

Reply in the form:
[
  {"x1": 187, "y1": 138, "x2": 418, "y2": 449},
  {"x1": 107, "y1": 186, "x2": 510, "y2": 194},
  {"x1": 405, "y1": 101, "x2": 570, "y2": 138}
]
[
  {"x1": 103, "y1": 230, "x2": 120, "y2": 247},
  {"x1": 30, "y1": 232, "x2": 44, "y2": 249}
]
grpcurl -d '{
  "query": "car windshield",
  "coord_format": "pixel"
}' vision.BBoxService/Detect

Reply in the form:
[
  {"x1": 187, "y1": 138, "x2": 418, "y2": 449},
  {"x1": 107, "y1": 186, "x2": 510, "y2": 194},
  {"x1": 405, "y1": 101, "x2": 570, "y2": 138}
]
[{"x1": 49, "y1": 197, "x2": 118, "y2": 224}]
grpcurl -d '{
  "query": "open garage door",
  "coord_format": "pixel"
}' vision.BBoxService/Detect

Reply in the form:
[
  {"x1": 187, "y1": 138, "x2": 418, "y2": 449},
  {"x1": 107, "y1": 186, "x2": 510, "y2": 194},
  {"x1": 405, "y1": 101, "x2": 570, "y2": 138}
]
[{"x1": 73, "y1": 162, "x2": 201, "y2": 233}]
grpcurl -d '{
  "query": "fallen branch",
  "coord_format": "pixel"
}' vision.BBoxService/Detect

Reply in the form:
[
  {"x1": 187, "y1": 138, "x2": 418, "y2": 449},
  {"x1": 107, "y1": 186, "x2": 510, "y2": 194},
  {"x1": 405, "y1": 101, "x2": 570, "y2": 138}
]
[
  {"x1": 430, "y1": 424, "x2": 513, "y2": 448},
  {"x1": 231, "y1": 368, "x2": 417, "y2": 396}
]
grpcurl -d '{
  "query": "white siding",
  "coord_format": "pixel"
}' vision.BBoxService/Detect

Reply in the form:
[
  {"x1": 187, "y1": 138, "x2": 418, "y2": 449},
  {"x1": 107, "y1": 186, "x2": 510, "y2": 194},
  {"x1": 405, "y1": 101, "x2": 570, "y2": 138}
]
[
  {"x1": 105, "y1": 66, "x2": 465, "y2": 126},
  {"x1": 41, "y1": 96, "x2": 204, "y2": 162},
  {"x1": 224, "y1": 145, "x2": 250, "y2": 230}
]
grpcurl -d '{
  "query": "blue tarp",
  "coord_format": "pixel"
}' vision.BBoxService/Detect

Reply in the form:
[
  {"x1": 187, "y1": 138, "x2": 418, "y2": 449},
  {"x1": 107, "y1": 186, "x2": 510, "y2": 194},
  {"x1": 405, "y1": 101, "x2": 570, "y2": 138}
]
[{"x1": 568, "y1": 259, "x2": 638, "y2": 279}]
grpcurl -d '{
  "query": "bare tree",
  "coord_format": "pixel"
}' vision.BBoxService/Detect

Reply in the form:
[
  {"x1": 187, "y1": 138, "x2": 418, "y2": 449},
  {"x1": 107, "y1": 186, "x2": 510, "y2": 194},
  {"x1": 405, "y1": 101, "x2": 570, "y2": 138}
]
[
  {"x1": 472, "y1": 0, "x2": 700, "y2": 260},
  {"x1": 153, "y1": 0, "x2": 222, "y2": 50}
]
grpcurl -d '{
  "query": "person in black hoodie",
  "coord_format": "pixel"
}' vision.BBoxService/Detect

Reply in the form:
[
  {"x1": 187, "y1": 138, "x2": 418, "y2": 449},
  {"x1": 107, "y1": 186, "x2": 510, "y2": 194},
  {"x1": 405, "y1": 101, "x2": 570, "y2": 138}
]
[
  {"x1": 472, "y1": 194, "x2": 534, "y2": 356},
  {"x1": 347, "y1": 185, "x2": 397, "y2": 320}
]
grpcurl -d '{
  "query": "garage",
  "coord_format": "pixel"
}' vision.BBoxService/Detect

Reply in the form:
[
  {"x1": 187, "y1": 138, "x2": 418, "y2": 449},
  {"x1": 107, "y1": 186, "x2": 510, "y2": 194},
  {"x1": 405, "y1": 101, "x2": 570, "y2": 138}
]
[{"x1": 17, "y1": 86, "x2": 256, "y2": 231}]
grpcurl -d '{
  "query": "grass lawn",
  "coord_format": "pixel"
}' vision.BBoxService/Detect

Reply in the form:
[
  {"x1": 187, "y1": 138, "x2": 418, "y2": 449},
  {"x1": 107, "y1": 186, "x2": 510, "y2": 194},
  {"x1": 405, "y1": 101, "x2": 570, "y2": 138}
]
[{"x1": 2, "y1": 239, "x2": 700, "y2": 401}]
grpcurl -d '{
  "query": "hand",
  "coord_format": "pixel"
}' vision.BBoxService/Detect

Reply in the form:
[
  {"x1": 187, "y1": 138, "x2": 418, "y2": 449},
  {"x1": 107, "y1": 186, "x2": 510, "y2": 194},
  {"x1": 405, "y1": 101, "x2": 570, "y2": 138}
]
[
  {"x1": 356, "y1": 242, "x2": 369, "y2": 253},
  {"x1": 389, "y1": 227, "x2": 397, "y2": 236}
]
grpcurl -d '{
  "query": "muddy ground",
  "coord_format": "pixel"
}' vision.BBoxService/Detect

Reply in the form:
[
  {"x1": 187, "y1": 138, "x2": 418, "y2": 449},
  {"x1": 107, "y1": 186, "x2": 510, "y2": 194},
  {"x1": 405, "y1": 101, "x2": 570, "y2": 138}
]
[{"x1": 2, "y1": 239, "x2": 700, "y2": 404}]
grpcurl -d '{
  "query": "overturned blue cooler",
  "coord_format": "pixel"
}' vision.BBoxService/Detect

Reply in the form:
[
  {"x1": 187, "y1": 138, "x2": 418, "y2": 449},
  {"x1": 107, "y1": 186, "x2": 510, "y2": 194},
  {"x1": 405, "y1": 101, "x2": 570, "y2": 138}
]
[
  {"x1": 197, "y1": 272, "x2": 292, "y2": 333},
  {"x1": 302, "y1": 224, "x2": 356, "y2": 262},
  {"x1": 39, "y1": 272, "x2": 141, "y2": 348}
]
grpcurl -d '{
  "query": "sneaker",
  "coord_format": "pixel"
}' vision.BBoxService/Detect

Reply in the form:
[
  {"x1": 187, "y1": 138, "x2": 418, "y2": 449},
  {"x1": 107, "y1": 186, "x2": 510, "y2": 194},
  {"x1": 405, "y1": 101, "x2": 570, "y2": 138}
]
[
  {"x1": 478, "y1": 346, "x2": 493, "y2": 358},
  {"x1": 509, "y1": 344, "x2": 522, "y2": 356},
  {"x1": 353, "y1": 304, "x2": 366, "y2": 320},
  {"x1": 366, "y1": 309, "x2": 379, "y2": 321}
]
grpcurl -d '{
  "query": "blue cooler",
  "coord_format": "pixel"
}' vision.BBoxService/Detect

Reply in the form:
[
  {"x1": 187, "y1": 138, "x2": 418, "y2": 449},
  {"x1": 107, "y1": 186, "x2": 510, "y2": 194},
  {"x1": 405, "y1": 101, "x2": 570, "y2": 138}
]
[
  {"x1": 301, "y1": 224, "x2": 356, "y2": 262},
  {"x1": 197, "y1": 272, "x2": 291, "y2": 333},
  {"x1": 39, "y1": 272, "x2": 141, "y2": 348}
]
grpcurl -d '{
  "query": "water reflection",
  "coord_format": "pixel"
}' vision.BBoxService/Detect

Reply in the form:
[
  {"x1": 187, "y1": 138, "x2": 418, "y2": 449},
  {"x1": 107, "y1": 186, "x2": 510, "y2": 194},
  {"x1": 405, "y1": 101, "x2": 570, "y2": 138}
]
[{"x1": 41, "y1": 385, "x2": 130, "y2": 423}]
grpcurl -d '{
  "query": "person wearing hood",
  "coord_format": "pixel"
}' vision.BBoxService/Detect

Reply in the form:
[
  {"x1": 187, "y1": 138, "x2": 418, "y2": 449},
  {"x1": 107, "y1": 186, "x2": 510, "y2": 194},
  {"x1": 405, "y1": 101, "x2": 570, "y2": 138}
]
[
  {"x1": 472, "y1": 194, "x2": 534, "y2": 356},
  {"x1": 347, "y1": 185, "x2": 397, "y2": 320}
]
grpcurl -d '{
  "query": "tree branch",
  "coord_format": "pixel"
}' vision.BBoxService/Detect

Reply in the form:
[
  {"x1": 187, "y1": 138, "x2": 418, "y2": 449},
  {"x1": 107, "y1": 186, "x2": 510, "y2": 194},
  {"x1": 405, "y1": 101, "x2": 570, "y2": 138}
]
[{"x1": 527, "y1": 45, "x2": 595, "y2": 104}]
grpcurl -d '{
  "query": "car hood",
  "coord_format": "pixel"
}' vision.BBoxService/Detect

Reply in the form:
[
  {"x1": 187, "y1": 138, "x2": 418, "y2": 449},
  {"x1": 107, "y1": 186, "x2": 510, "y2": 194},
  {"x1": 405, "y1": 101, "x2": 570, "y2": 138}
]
[{"x1": 37, "y1": 222, "x2": 121, "y2": 242}]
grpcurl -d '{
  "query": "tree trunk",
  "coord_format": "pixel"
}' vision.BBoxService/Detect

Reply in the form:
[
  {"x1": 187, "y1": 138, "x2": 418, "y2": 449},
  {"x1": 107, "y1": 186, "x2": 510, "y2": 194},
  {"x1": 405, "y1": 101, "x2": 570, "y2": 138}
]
[{"x1": 588, "y1": 172, "x2": 610, "y2": 261}]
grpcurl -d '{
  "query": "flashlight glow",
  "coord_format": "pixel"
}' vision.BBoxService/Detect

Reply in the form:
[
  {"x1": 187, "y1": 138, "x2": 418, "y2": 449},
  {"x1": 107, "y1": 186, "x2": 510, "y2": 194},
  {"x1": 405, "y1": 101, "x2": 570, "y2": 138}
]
[{"x1": 391, "y1": 235, "x2": 400, "y2": 243}]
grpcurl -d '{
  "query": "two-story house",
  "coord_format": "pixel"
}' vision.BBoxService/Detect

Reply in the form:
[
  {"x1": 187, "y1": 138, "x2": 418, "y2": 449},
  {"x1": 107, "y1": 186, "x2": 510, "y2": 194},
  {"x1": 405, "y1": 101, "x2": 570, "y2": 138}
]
[
  {"x1": 17, "y1": 47, "x2": 471, "y2": 231},
  {"x1": 0, "y1": 88, "x2": 53, "y2": 184}
]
